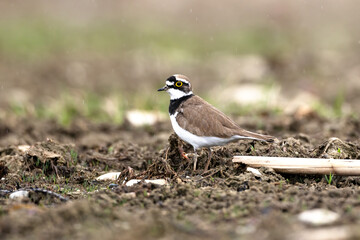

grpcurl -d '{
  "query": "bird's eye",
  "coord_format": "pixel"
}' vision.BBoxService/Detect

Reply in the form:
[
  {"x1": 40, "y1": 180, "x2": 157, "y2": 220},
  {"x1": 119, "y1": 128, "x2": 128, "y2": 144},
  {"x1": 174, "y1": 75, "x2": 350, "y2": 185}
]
[{"x1": 175, "y1": 81, "x2": 183, "y2": 87}]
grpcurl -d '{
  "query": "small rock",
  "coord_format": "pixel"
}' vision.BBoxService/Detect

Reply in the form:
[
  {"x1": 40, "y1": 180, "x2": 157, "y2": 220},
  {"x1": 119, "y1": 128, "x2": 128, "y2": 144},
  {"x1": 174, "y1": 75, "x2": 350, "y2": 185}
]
[
  {"x1": 17, "y1": 145, "x2": 31, "y2": 152},
  {"x1": 146, "y1": 179, "x2": 167, "y2": 186},
  {"x1": 123, "y1": 192, "x2": 136, "y2": 198},
  {"x1": 9, "y1": 190, "x2": 29, "y2": 200},
  {"x1": 246, "y1": 167, "x2": 262, "y2": 177},
  {"x1": 96, "y1": 172, "x2": 121, "y2": 181},
  {"x1": 298, "y1": 208, "x2": 339, "y2": 226},
  {"x1": 125, "y1": 179, "x2": 142, "y2": 186},
  {"x1": 108, "y1": 183, "x2": 119, "y2": 189},
  {"x1": 218, "y1": 83, "x2": 280, "y2": 105},
  {"x1": 125, "y1": 110, "x2": 166, "y2": 127},
  {"x1": 125, "y1": 179, "x2": 167, "y2": 187}
]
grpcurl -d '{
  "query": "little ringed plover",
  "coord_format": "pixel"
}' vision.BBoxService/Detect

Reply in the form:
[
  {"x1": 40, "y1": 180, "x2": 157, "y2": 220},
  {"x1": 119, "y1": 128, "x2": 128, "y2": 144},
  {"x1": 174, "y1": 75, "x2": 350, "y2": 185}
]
[{"x1": 158, "y1": 74, "x2": 274, "y2": 171}]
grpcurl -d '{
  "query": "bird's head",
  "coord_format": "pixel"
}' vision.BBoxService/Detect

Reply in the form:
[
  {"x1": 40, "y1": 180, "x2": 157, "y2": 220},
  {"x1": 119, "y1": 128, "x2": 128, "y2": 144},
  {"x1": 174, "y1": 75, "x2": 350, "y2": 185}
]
[{"x1": 157, "y1": 74, "x2": 193, "y2": 100}]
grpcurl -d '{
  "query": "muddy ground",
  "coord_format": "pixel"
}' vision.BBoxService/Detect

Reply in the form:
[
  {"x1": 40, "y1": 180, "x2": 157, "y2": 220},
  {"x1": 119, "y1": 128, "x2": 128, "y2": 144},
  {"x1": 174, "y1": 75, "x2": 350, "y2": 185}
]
[
  {"x1": 1, "y1": 1, "x2": 360, "y2": 239},
  {"x1": 0, "y1": 113, "x2": 359, "y2": 240}
]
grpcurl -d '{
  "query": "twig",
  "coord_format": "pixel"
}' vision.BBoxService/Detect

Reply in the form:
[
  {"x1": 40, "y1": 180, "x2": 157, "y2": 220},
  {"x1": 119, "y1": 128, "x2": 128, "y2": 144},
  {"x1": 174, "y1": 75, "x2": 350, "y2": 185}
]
[
  {"x1": 163, "y1": 147, "x2": 177, "y2": 177},
  {"x1": 50, "y1": 161, "x2": 60, "y2": 178},
  {"x1": 202, "y1": 168, "x2": 219, "y2": 178},
  {"x1": 233, "y1": 156, "x2": 360, "y2": 175},
  {"x1": 28, "y1": 188, "x2": 69, "y2": 202}
]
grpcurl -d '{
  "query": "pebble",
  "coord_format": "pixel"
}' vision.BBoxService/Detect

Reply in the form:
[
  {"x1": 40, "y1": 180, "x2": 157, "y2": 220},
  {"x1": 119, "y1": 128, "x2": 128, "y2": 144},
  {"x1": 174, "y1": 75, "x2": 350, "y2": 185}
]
[
  {"x1": 9, "y1": 190, "x2": 29, "y2": 200},
  {"x1": 17, "y1": 145, "x2": 31, "y2": 152},
  {"x1": 125, "y1": 179, "x2": 167, "y2": 187},
  {"x1": 298, "y1": 208, "x2": 339, "y2": 226},
  {"x1": 108, "y1": 183, "x2": 119, "y2": 189},
  {"x1": 123, "y1": 192, "x2": 136, "y2": 198},
  {"x1": 246, "y1": 167, "x2": 262, "y2": 177},
  {"x1": 125, "y1": 110, "x2": 166, "y2": 127},
  {"x1": 96, "y1": 172, "x2": 121, "y2": 181}
]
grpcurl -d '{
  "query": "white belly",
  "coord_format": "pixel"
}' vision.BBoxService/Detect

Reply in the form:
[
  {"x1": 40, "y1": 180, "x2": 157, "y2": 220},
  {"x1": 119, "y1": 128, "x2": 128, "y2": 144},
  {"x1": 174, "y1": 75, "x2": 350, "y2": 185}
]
[{"x1": 169, "y1": 114, "x2": 251, "y2": 150}]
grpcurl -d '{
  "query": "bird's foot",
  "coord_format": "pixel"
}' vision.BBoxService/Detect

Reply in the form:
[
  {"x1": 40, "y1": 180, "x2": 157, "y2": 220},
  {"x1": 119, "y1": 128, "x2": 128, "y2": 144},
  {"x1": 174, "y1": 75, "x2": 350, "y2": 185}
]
[
  {"x1": 178, "y1": 147, "x2": 190, "y2": 161},
  {"x1": 178, "y1": 145, "x2": 190, "y2": 161},
  {"x1": 181, "y1": 152, "x2": 190, "y2": 161}
]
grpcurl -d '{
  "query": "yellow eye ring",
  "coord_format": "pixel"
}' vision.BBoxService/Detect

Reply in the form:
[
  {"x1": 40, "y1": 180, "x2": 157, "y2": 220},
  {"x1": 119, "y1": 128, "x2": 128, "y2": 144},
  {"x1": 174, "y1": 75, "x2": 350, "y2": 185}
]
[{"x1": 175, "y1": 81, "x2": 183, "y2": 87}]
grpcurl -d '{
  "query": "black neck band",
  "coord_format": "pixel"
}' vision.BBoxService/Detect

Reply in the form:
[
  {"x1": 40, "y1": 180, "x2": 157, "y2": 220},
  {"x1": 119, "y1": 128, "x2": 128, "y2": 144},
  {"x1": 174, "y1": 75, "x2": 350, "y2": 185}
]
[{"x1": 169, "y1": 94, "x2": 194, "y2": 115}]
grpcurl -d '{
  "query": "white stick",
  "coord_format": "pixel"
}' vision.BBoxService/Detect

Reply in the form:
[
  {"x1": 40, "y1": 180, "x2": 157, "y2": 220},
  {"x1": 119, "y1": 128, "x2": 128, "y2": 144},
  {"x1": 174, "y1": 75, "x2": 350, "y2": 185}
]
[{"x1": 232, "y1": 156, "x2": 360, "y2": 175}]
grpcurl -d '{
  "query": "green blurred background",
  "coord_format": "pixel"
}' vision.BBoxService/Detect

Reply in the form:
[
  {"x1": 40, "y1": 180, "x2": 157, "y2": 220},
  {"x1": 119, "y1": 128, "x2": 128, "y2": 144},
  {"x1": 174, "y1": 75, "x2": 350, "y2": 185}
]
[{"x1": 0, "y1": 0, "x2": 359, "y2": 125}]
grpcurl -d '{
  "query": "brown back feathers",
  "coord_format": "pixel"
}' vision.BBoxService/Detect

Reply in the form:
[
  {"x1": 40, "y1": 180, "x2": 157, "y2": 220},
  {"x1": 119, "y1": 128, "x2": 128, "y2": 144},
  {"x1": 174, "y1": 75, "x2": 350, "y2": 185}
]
[{"x1": 175, "y1": 96, "x2": 274, "y2": 141}]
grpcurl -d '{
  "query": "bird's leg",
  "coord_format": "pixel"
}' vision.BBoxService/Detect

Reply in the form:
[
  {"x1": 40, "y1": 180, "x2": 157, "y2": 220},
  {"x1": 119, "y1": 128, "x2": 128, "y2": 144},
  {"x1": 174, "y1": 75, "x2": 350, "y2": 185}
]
[
  {"x1": 193, "y1": 148, "x2": 198, "y2": 171},
  {"x1": 204, "y1": 147, "x2": 212, "y2": 171}
]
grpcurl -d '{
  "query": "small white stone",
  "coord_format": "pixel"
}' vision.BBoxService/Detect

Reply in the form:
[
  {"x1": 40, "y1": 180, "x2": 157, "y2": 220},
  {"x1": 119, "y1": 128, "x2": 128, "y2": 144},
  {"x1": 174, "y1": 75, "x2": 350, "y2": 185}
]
[
  {"x1": 18, "y1": 145, "x2": 31, "y2": 152},
  {"x1": 96, "y1": 172, "x2": 121, "y2": 181},
  {"x1": 125, "y1": 179, "x2": 167, "y2": 187},
  {"x1": 125, "y1": 110, "x2": 166, "y2": 127},
  {"x1": 145, "y1": 179, "x2": 167, "y2": 185},
  {"x1": 298, "y1": 208, "x2": 339, "y2": 226},
  {"x1": 246, "y1": 167, "x2": 262, "y2": 177},
  {"x1": 123, "y1": 192, "x2": 136, "y2": 198},
  {"x1": 125, "y1": 179, "x2": 141, "y2": 186},
  {"x1": 9, "y1": 190, "x2": 29, "y2": 200}
]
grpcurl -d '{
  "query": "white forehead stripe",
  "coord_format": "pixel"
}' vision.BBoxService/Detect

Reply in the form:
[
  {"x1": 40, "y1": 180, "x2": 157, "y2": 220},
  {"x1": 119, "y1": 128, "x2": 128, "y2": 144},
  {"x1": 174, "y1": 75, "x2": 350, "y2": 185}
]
[
  {"x1": 174, "y1": 76, "x2": 189, "y2": 84},
  {"x1": 166, "y1": 81, "x2": 174, "y2": 86}
]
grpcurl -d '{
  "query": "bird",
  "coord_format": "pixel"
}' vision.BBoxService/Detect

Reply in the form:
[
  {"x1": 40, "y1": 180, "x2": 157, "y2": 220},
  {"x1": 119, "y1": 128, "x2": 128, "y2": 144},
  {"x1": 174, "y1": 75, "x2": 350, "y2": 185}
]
[{"x1": 158, "y1": 74, "x2": 275, "y2": 171}]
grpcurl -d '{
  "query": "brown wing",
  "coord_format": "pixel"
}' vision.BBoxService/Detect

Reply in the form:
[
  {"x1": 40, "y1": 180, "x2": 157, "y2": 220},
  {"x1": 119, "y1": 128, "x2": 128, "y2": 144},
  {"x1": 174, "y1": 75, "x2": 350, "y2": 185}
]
[{"x1": 176, "y1": 96, "x2": 274, "y2": 141}]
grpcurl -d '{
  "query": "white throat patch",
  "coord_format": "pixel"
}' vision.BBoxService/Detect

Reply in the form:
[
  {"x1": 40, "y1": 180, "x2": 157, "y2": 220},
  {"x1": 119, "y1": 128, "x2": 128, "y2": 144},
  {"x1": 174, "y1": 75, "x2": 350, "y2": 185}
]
[{"x1": 167, "y1": 88, "x2": 193, "y2": 100}]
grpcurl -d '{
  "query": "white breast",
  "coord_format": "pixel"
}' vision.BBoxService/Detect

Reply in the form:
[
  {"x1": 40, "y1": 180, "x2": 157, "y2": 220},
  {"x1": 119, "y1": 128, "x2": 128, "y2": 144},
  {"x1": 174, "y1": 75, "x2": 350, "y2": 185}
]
[{"x1": 169, "y1": 113, "x2": 252, "y2": 150}]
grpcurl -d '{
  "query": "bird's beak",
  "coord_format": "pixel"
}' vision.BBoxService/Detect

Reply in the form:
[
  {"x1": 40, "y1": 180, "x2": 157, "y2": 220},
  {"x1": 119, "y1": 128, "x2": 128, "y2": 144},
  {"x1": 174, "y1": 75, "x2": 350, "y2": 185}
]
[{"x1": 157, "y1": 85, "x2": 168, "y2": 92}]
